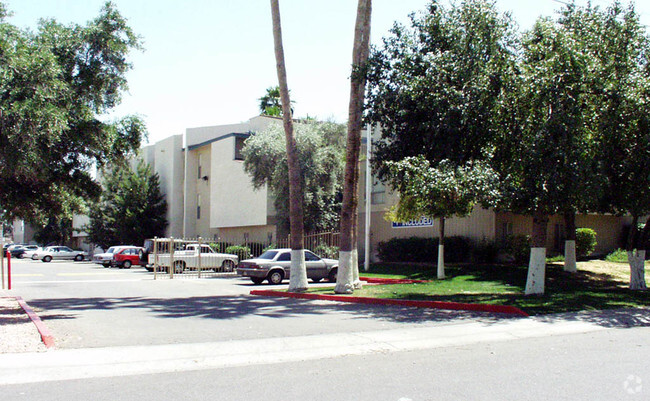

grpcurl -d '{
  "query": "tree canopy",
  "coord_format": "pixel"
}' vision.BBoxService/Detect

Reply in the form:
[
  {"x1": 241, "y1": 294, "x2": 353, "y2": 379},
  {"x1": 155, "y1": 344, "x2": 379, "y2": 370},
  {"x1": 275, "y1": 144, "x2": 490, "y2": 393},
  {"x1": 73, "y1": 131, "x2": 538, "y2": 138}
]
[
  {"x1": 242, "y1": 120, "x2": 345, "y2": 237},
  {"x1": 0, "y1": 1, "x2": 145, "y2": 224},
  {"x1": 85, "y1": 160, "x2": 167, "y2": 249},
  {"x1": 366, "y1": 0, "x2": 517, "y2": 178}
]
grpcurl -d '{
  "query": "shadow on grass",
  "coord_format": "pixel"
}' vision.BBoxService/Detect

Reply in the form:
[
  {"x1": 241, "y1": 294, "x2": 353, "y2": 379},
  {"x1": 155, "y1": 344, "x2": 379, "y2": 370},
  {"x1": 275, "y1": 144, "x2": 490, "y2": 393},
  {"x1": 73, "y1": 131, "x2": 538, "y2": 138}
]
[{"x1": 365, "y1": 262, "x2": 650, "y2": 316}]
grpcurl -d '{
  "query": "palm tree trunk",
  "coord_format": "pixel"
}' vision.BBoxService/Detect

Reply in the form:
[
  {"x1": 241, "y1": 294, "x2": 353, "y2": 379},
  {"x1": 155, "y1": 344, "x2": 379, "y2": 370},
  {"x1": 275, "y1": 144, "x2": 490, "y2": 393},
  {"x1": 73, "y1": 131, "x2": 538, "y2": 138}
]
[
  {"x1": 335, "y1": 0, "x2": 372, "y2": 294},
  {"x1": 270, "y1": 0, "x2": 307, "y2": 292}
]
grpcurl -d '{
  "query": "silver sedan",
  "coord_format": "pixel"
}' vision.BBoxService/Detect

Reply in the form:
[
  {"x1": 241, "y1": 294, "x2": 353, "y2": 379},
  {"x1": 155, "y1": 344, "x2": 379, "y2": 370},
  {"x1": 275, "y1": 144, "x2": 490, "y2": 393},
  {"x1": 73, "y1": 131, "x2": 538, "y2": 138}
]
[{"x1": 237, "y1": 248, "x2": 338, "y2": 285}]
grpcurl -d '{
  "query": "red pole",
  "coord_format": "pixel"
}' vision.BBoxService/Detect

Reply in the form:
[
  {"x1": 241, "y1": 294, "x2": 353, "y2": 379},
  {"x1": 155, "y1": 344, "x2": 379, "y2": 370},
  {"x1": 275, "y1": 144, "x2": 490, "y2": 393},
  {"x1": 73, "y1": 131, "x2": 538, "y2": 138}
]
[{"x1": 6, "y1": 251, "x2": 11, "y2": 290}]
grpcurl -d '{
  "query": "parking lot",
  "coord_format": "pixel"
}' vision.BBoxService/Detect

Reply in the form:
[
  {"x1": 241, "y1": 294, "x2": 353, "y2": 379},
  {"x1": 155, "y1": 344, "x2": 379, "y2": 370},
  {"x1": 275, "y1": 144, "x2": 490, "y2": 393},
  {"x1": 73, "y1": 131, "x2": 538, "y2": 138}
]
[{"x1": 5, "y1": 258, "x2": 503, "y2": 350}]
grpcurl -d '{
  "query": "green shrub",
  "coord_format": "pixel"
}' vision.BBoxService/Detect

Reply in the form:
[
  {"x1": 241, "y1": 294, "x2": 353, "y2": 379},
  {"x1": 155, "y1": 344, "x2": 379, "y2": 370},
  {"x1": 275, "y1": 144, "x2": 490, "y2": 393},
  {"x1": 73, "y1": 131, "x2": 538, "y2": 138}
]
[
  {"x1": 504, "y1": 235, "x2": 530, "y2": 264},
  {"x1": 546, "y1": 254, "x2": 565, "y2": 263},
  {"x1": 210, "y1": 242, "x2": 232, "y2": 253},
  {"x1": 576, "y1": 228, "x2": 597, "y2": 258},
  {"x1": 313, "y1": 243, "x2": 339, "y2": 259},
  {"x1": 376, "y1": 236, "x2": 474, "y2": 263},
  {"x1": 605, "y1": 248, "x2": 628, "y2": 263},
  {"x1": 472, "y1": 239, "x2": 500, "y2": 263},
  {"x1": 225, "y1": 245, "x2": 251, "y2": 261}
]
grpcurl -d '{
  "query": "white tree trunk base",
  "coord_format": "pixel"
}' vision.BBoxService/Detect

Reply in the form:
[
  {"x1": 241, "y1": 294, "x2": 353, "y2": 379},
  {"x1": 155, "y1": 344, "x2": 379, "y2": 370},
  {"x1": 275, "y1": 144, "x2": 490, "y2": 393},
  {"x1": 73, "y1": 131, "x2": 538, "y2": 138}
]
[
  {"x1": 335, "y1": 251, "x2": 354, "y2": 294},
  {"x1": 628, "y1": 250, "x2": 647, "y2": 291},
  {"x1": 351, "y1": 248, "x2": 363, "y2": 290},
  {"x1": 564, "y1": 240, "x2": 577, "y2": 273},
  {"x1": 437, "y1": 244, "x2": 445, "y2": 279},
  {"x1": 288, "y1": 249, "x2": 308, "y2": 292},
  {"x1": 525, "y1": 247, "x2": 547, "y2": 295}
]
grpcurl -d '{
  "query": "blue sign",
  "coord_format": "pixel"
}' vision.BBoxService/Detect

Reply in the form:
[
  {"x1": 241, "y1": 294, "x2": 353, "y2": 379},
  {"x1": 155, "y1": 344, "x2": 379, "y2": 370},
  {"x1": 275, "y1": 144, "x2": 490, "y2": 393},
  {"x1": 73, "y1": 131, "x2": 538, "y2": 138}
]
[{"x1": 392, "y1": 217, "x2": 434, "y2": 228}]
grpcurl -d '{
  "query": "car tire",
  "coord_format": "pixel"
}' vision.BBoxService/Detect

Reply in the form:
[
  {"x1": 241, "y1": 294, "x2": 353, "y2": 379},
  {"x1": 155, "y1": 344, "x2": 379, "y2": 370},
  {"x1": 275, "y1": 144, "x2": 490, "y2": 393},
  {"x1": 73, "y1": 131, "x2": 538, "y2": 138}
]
[
  {"x1": 123, "y1": 260, "x2": 132, "y2": 269},
  {"x1": 267, "y1": 270, "x2": 284, "y2": 285},
  {"x1": 43, "y1": 256, "x2": 52, "y2": 263},
  {"x1": 103, "y1": 262, "x2": 110, "y2": 268},
  {"x1": 311, "y1": 277, "x2": 322, "y2": 283},
  {"x1": 17, "y1": 254, "x2": 24, "y2": 259},
  {"x1": 328, "y1": 268, "x2": 338, "y2": 283},
  {"x1": 251, "y1": 277, "x2": 265, "y2": 285},
  {"x1": 173, "y1": 261, "x2": 185, "y2": 274},
  {"x1": 222, "y1": 260, "x2": 236, "y2": 272},
  {"x1": 74, "y1": 255, "x2": 84, "y2": 261}
]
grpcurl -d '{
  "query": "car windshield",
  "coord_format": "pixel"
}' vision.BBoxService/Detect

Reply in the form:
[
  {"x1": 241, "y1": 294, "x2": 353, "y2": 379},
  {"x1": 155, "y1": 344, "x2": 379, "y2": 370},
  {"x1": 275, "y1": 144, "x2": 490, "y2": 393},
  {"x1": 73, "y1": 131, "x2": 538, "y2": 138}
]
[
  {"x1": 106, "y1": 247, "x2": 117, "y2": 253},
  {"x1": 257, "y1": 250, "x2": 279, "y2": 260}
]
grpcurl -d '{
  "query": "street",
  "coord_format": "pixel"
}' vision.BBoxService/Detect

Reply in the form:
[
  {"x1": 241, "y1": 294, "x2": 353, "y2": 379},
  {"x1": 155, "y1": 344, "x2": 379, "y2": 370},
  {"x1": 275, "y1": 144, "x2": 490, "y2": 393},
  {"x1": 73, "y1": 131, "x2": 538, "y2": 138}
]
[{"x1": 1, "y1": 259, "x2": 649, "y2": 400}]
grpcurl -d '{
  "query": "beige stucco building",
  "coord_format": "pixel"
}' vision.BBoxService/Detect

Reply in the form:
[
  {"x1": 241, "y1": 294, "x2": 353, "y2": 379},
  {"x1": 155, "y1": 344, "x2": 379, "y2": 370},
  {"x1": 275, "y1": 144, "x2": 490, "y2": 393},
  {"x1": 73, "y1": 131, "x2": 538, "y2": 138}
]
[{"x1": 357, "y1": 132, "x2": 633, "y2": 261}]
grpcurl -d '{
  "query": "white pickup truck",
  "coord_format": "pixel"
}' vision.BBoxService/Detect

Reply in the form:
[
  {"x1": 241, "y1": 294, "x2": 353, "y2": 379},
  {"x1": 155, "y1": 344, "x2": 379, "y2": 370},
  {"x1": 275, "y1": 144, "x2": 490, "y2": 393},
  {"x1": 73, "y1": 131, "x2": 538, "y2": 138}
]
[{"x1": 148, "y1": 243, "x2": 239, "y2": 274}]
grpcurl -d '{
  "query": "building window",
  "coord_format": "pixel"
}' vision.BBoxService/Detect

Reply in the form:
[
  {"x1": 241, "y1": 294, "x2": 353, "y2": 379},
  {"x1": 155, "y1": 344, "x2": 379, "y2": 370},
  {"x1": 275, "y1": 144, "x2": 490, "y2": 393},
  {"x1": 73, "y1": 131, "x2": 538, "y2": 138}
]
[
  {"x1": 197, "y1": 195, "x2": 201, "y2": 220},
  {"x1": 234, "y1": 137, "x2": 245, "y2": 160},
  {"x1": 501, "y1": 221, "x2": 513, "y2": 245},
  {"x1": 197, "y1": 154, "x2": 202, "y2": 179},
  {"x1": 371, "y1": 180, "x2": 385, "y2": 205}
]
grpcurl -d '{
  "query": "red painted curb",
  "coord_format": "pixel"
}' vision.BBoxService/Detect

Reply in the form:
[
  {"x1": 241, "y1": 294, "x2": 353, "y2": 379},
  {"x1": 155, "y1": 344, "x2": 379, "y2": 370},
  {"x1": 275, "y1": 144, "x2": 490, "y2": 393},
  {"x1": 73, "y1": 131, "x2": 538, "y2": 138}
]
[
  {"x1": 14, "y1": 296, "x2": 55, "y2": 348},
  {"x1": 359, "y1": 276, "x2": 429, "y2": 285},
  {"x1": 250, "y1": 290, "x2": 529, "y2": 317}
]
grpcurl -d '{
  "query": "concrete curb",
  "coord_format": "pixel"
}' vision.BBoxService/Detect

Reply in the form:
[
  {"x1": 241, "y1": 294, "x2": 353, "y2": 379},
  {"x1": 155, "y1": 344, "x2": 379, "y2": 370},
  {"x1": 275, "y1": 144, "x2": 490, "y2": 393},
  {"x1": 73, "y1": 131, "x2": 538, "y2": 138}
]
[
  {"x1": 14, "y1": 296, "x2": 55, "y2": 348},
  {"x1": 250, "y1": 290, "x2": 529, "y2": 317}
]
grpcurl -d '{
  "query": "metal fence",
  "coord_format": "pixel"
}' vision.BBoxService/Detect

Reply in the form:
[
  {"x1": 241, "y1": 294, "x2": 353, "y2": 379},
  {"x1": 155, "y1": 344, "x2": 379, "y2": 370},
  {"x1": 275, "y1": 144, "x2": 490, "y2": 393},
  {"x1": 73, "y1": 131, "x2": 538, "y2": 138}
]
[{"x1": 149, "y1": 232, "x2": 340, "y2": 280}]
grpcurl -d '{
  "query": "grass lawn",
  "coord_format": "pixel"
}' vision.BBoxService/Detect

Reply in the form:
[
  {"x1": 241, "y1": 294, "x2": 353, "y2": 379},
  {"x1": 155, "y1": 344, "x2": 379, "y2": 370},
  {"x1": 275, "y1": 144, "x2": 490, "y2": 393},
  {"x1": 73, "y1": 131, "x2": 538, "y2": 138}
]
[{"x1": 307, "y1": 260, "x2": 650, "y2": 315}]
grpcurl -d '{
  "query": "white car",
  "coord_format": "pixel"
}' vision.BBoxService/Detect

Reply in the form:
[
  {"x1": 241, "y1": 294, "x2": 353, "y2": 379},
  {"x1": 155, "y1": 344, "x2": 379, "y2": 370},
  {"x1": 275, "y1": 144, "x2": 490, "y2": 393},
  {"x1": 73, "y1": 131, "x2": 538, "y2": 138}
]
[
  {"x1": 23, "y1": 246, "x2": 42, "y2": 259},
  {"x1": 34, "y1": 246, "x2": 88, "y2": 263},
  {"x1": 93, "y1": 246, "x2": 128, "y2": 267}
]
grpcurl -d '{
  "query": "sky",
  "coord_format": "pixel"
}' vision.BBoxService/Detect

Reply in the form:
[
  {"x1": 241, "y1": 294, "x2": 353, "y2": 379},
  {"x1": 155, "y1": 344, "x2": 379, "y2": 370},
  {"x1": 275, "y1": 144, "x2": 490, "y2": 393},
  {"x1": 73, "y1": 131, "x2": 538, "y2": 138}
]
[{"x1": 4, "y1": 0, "x2": 650, "y2": 145}]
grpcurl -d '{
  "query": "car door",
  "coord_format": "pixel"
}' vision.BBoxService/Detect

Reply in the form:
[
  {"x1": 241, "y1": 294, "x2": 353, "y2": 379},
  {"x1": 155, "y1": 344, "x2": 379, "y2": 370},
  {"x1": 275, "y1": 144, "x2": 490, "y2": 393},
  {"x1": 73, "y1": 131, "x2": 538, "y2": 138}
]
[
  {"x1": 305, "y1": 251, "x2": 327, "y2": 279},
  {"x1": 59, "y1": 246, "x2": 74, "y2": 260},
  {"x1": 275, "y1": 252, "x2": 292, "y2": 278}
]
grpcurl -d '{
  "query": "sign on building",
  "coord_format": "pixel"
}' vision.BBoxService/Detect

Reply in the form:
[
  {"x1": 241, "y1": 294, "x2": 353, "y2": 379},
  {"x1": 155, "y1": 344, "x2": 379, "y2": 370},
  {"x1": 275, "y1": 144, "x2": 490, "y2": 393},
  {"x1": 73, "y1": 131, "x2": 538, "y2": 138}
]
[{"x1": 392, "y1": 217, "x2": 434, "y2": 228}]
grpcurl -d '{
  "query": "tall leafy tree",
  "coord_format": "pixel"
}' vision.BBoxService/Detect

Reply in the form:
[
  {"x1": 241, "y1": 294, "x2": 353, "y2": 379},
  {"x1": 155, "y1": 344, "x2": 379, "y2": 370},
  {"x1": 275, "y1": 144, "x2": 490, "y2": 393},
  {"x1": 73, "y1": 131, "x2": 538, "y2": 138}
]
[
  {"x1": 243, "y1": 120, "x2": 346, "y2": 238},
  {"x1": 0, "y1": 1, "x2": 145, "y2": 224},
  {"x1": 365, "y1": 0, "x2": 514, "y2": 282},
  {"x1": 336, "y1": 0, "x2": 372, "y2": 294},
  {"x1": 33, "y1": 216, "x2": 73, "y2": 246},
  {"x1": 85, "y1": 161, "x2": 167, "y2": 249},
  {"x1": 384, "y1": 156, "x2": 498, "y2": 279},
  {"x1": 495, "y1": 15, "x2": 596, "y2": 294},
  {"x1": 578, "y1": 1, "x2": 650, "y2": 290},
  {"x1": 270, "y1": 0, "x2": 308, "y2": 292}
]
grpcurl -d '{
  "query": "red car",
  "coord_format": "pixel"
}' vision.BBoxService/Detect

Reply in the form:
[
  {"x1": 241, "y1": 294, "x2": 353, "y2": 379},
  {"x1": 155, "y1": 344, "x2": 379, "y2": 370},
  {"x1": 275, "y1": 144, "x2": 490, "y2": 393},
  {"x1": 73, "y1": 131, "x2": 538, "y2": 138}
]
[{"x1": 112, "y1": 246, "x2": 145, "y2": 269}]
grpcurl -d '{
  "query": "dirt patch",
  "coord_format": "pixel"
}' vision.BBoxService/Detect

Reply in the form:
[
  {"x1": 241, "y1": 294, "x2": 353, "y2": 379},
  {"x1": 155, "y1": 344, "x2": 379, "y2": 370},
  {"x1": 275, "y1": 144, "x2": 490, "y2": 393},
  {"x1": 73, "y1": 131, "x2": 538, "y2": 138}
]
[{"x1": 0, "y1": 297, "x2": 47, "y2": 353}]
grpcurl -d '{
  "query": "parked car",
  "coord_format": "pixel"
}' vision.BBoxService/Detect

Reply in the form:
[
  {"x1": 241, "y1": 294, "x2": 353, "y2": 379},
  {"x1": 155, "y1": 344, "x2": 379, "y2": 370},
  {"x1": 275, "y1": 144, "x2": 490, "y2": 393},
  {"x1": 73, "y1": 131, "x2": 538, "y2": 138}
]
[
  {"x1": 93, "y1": 246, "x2": 128, "y2": 267},
  {"x1": 237, "y1": 248, "x2": 338, "y2": 285},
  {"x1": 22, "y1": 246, "x2": 42, "y2": 259},
  {"x1": 34, "y1": 246, "x2": 88, "y2": 262},
  {"x1": 112, "y1": 246, "x2": 145, "y2": 269},
  {"x1": 10, "y1": 245, "x2": 39, "y2": 259}
]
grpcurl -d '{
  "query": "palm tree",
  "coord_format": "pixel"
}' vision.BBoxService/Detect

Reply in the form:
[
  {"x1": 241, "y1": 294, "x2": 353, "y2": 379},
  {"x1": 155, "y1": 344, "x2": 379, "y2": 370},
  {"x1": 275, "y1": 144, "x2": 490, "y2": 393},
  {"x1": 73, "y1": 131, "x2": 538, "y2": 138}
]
[
  {"x1": 258, "y1": 86, "x2": 282, "y2": 116},
  {"x1": 270, "y1": 0, "x2": 308, "y2": 292},
  {"x1": 335, "y1": 0, "x2": 372, "y2": 294}
]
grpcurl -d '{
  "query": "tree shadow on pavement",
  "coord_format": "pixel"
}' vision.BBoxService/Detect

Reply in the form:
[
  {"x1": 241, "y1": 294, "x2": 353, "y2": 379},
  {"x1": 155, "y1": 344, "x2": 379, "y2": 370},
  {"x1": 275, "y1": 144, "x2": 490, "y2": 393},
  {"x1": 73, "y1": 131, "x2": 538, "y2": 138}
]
[{"x1": 26, "y1": 294, "x2": 516, "y2": 326}]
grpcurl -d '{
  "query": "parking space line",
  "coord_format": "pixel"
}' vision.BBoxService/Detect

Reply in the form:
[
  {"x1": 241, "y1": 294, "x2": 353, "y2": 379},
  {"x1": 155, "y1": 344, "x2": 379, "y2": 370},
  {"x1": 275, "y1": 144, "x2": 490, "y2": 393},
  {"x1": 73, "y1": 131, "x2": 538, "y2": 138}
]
[{"x1": 57, "y1": 272, "x2": 124, "y2": 276}]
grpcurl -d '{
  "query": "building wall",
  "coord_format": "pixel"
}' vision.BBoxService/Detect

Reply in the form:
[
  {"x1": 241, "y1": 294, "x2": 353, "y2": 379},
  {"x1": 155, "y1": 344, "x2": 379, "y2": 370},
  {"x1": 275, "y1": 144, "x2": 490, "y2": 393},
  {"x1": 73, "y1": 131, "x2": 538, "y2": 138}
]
[
  {"x1": 210, "y1": 135, "x2": 269, "y2": 228},
  {"x1": 494, "y1": 212, "x2": 631, "y2": 255},
  {"x1": 152, "y1": 135, "x2": 185, "y2": 237}
]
